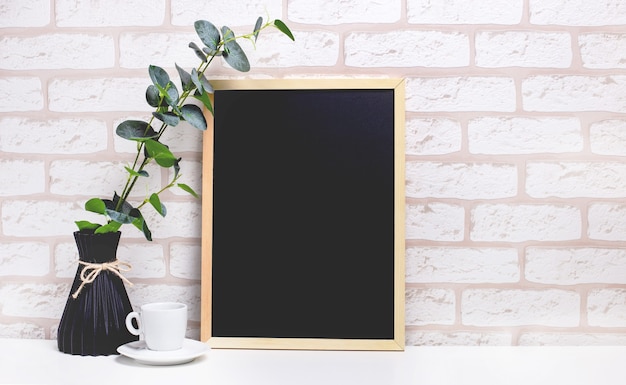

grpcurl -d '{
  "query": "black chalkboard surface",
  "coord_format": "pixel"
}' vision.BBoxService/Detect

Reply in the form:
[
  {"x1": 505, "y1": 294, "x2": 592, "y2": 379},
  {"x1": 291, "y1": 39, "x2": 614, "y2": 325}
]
[{"x1": 200, "y1": 79, "x2": 405, "y2": 350}]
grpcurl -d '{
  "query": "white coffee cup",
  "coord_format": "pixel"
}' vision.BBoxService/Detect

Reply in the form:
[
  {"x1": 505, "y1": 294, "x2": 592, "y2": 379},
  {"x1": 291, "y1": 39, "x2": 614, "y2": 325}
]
[{"x1": 125, "y1": 302, "x2": 187, "y2": 351}]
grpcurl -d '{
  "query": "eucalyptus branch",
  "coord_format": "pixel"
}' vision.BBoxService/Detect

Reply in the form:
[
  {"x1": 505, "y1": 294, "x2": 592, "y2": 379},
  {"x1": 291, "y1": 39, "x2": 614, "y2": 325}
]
[{"x1": 76, "y1": 16, "x2": 294, "y2": 241}]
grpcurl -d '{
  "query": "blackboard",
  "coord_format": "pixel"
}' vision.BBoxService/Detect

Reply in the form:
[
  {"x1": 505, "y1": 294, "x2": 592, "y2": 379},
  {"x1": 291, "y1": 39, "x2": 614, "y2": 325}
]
[{"x1": 200, "y1": 79, "x2": 405, "y2": 350}]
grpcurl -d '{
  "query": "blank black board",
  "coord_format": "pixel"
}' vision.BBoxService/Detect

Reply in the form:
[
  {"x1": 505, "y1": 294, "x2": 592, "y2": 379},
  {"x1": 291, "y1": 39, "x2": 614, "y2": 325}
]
[{"x1": 201, "y1": 79, "x2": 405, "y2": 350}]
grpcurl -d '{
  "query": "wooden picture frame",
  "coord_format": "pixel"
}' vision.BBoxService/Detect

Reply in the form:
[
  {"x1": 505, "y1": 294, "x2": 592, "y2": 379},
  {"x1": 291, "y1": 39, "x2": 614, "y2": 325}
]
[{"x1": 200, "y1": 78, "x2": 405, "y2": 350}]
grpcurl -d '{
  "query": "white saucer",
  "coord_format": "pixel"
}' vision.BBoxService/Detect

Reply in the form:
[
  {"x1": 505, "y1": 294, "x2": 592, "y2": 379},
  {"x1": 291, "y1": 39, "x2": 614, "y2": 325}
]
[{"x1": 117, "y1": 338, "x2": 209, "y2": 366}]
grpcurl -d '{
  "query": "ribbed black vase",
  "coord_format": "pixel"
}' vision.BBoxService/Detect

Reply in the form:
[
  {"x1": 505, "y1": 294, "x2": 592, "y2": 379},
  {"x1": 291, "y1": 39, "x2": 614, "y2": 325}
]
[{"x1": 57, "y1": 230, "x2": 138, "y2": 356}]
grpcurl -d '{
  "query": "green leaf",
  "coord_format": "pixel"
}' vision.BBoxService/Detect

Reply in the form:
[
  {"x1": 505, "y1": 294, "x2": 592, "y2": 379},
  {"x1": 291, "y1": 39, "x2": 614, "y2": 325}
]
[
  {"x1": 149, "y1": 193, "x2": 167, "y2": 217},
  {"x1": 221, "y1": 26, "x2": 250, "y2": 72},
  {"x1": 173, "y1": 158, "x2": 181, "y2": 179},
  {"x1": 202, "y1": 46, "x2": 221, "y2": 56},
  {"x1": 192, "y1": 90, "x2": 213, "y2": 115},
  {"x1": 175, "y1": 63, "x2": 193, "y2": 91},
  {"x1": 152, "y1": 111, "x2": 180, "y2": 126},
  {"x1": 75, "y1": 220, "x2": 101, "y2": 231},
  {"x1": 144, "y1": 139, "x2": 177, "y2": 167},
  {"x1": 188, "y1": 42, "x2": 207, "y2": 62},
  {"x1": 194, "y1": 20, "x2": 221, "y2": 51},
  {"x1": 104, "y1": 193, "x2": 139, "y2": 224},
  {"x1": 199, "y1": 74, "x2": 213, "y2": 93},
  {"x1": 94, "y1": 221, "x2": 122, "y2": 234},
  {"x1": 148, "y1": 65, "x2": 170, "y2": 88},
  {"x1": 106, "y1": 208, "x2": 139, "y2": 224},
  {"x1": 132, "y1": 215, "x2": 152, "y2": 241},
  {"x1": 178, "y1": 183, "x2": 199, "y2": 199},
  {"x1": 85, "y1": 198, "x2": 106, "y2": 215},
  {"x1": 180, "y1": 104, "x2": 207, "y2": 130},
  {"x1": 274, "y1": 19, "x2": 295, "y2": 41},
  {"x1": 155, "y1": 81, "x2": 180, "y2": 109},
  {"x1": 116, "y1": 120, "x2": 158, "y2": 141},
  {"x1": 124, "y1": 166, "x2": 149, "y2": 178},
  {"x1": 253, "y1": 17, "x2": 263, "y2": 42},
  {"x1": 146, "y1": 85, "x2": 161, "y2": 107},
  {"x1": 190, "y1": 68, "x2": 203, "y2": 94}
]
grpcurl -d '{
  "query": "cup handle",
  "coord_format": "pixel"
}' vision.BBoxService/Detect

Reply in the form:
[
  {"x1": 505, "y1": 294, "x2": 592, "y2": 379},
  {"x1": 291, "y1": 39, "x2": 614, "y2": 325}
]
[{"x1": 125, "y1": 311, "x2": 142, "y2": 336}]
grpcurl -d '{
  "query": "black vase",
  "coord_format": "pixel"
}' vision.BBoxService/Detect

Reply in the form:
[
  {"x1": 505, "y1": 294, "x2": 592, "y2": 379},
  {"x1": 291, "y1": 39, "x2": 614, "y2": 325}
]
[{"x1": 57, "y1": 230, "x2": 138, "y2": 355}]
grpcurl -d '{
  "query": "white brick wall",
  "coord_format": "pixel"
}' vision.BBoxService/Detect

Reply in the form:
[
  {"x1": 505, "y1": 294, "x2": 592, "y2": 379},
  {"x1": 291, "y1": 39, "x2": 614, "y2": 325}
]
[
  {"x1": 526, "y1": 248, "x2": 626, "y2": 284},
  {"x1": 579, "y1": 33, "x2": 626, "y2": 69},
  {"x1": 48, "y1": 78, "x2": 148, "y2": 112},
  {"x1": 345, "y1": 31, "x2": 469, "y2": 68},
  {"x1": 475, "y1": 31, "x2": 572, "y2": 68},
  {"x1": 1, "y1": 0, "x2": 626, "y2": 346},
  {"x1": 406, "y1": 162, "x2": 517, "y2": 199},
  {"x1": 529, "y1": 0, "x2": 626, "y2": 26},
  {"x1": 468, "y1": 117, "x2": 583, "y2": 154},
  {"x1": 471, "y1": 204, "x2": 582, "y2": 242},
  {"x1": 55, "y1": 0, "x2": 166, "y2": 27},
  {"x1": 587, "y1": 203, "x2": 626, "y2": 241},
  {"x1": 591, "y1": 120, "x2": 626, "y2": 155},
  {"x1": 406, "y1": 247, "x2": 520, "y2": 284},
  {"x1": 407, "y1": 0, "x2": 524, "y2": 25},
  {"x1": 522, "y1": 76, "x2": 626, "y2": 112},
  {"x1": 0, "y1": 34, "x2": 115, "y2": 70},
  {"x1": 0, "y1": 77, "x2": 43, "y2": 112},
  {"x1": 289, "y1": 0, "x2": 401, "y2": 24},
  {"x1": 0, "y1": 118, "x2": 108, "y2": 154},
  {"x1": 407, "y1": 77, "x2": 517, "y2": 112},
  {"x1": 461, "y1": 289, "x2": 580, "y2": 327},
  {"x1": 0, "y1": 1, "x2": 50, "y2": 28}
]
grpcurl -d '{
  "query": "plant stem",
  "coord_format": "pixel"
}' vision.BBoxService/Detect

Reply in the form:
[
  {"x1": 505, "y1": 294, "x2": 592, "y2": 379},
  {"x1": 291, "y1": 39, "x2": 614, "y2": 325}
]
[{"x1": 115, "y1": 55, "x2": 215, "y2": 213}]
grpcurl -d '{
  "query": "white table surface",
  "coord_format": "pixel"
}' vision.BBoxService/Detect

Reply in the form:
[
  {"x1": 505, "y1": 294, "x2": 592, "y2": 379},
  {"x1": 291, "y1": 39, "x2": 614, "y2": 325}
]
[{"x1": 1, "y1": 338, "x2": 625, "y2": 385}]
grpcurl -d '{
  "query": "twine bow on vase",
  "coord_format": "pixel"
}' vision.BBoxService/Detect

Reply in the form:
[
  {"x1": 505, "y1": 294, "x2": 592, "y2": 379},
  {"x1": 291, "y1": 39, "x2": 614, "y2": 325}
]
[{"x1": 72, "y1": 260, "x2": 133, "y2": 299}]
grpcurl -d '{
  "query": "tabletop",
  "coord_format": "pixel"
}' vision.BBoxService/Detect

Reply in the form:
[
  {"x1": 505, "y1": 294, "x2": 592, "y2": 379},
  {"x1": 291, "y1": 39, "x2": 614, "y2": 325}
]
[{"x1": 1, "y1": 338, "x2": 625, "y2": 385}]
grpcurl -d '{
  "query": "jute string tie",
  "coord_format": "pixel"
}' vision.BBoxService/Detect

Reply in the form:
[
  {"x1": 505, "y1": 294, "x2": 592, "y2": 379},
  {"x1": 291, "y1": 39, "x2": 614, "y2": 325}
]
[{"x1": 71, "y1": 260, "x2": 133, "y2": 299}]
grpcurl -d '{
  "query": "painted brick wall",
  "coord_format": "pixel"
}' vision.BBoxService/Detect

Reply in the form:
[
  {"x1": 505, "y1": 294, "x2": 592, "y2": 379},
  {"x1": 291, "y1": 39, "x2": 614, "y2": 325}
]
[{"x1": 1, "y1": 0, "x2": 625, "y2": 345}]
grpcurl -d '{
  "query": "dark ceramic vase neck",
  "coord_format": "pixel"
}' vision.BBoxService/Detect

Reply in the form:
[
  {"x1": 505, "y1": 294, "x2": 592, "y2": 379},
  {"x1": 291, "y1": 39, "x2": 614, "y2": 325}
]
[{"x1": 73, "y1": 230, "x2": 121, "y2": 264}]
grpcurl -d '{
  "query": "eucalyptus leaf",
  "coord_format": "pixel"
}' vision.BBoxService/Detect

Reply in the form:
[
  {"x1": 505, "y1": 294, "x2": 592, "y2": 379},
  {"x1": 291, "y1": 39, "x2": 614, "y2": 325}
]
[
  {"x1": 124, "y1": 166, "x2": 149, "y2": 178},
  {"x1": 202, "y1": 47, "x2": 221, "y2": 56},
  {"x1": 175, "y1": 63, "x2": 193, "y2": 91},
  {"x1": 132, "y1": 215, "x2": 152, "y2": 241},
  {"x1": 166, "y1": 82, "x2": 180, "y2": 107},
  {"x1": 102, "y1": 198, "x2": 115, "y2": 211},
  {"x1": 180, "y1": 104, "x2": 207, "y2": 130},
  {"x1": 149, "y1": 193, "x2": 167, "y2": 217},
  {"x1": 94, "y1": 221, "x2": 122, "y2": 234},
  {"x1": 178, "y1": 183, "x2": 199, "y2": 198},
  {"x1": 146, "y1": 85, "x2": 161, "y2": 107},
  {"x1": 148, "y1": 65, "x2": 170, "y2": 88},
  {"x1": 142, "y1": 220, "x2": 152, "y2": 241},
  {"x1": 152, "y1": 111, "x2": 180, "y2": 126},
  {"x1": 108, "y1": 193, "x2": 134, "y2": 216},
  {"x1": 188, "y1": 42, "x2": 207, "y2": 62},
  {"x1": 106, "y1": 208, "x2": 139, "y2": 224},
  {"x1": 144, "y1": 139, "x2": 177, "y2": 167},
  {"x1": 192, "y1": 90, "x2": 213, "y2": 115},
  {"x1": 116, "y1": 120, "x2": 158, "y2": 141},
  {"x1": 75, "y1": 220, "x2": 101, "y2": 231},
  {"x1": 154, "y1": 82, "x2": 180, "y2": 110},
  {"x1": 194, "y1": 20, "x2": 221, "y2": 50},
  {"x1": 253, "y1": 17, "x2": 263, "y2": 41},
  {"x1": 190, "y1": 68, "x2": 203, "y2": 94},
  {"x1": 85, "y1": 198, "x2": 106, "y2": 215},
  {"x1": 199, "y1": 74, "x2": 213, "y2": 93},
  {"x1": 274, "y1": 19, "x2": 295, "y2": 41},
  {"x1": 221, "y1": 26, "x2": 250, "y2": 72}
]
